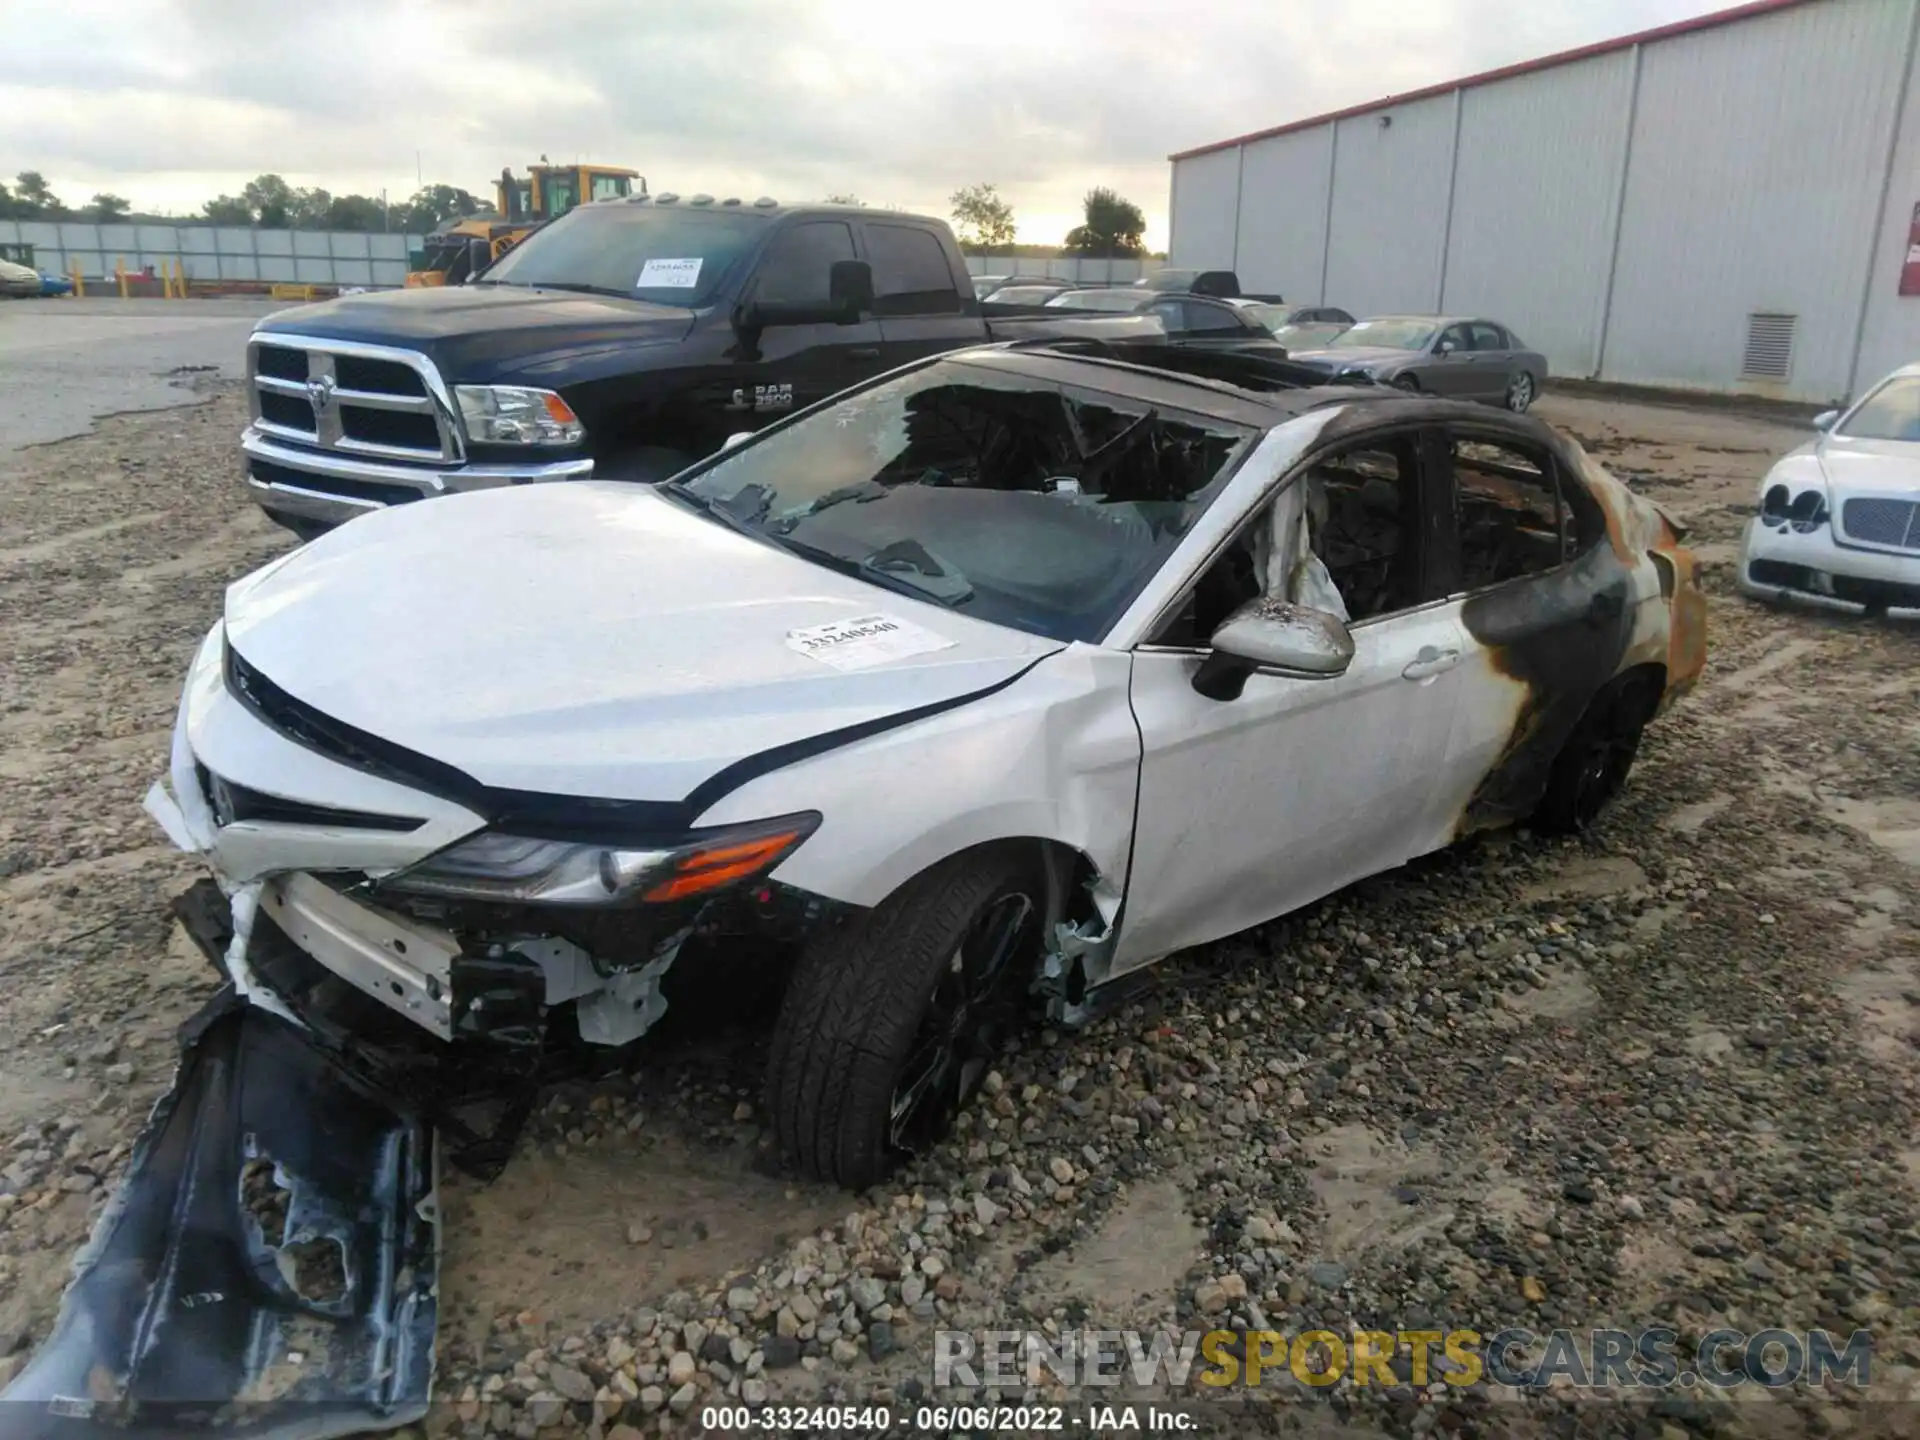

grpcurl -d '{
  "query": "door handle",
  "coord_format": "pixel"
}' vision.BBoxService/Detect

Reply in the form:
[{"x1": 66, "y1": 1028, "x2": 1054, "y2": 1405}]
[
  {"x1": 847, "y1": 346, "x2": 881, "y2": 359},
  {"x1": 1401, "y1": 646, "x2": 1461, "y2": 681}
]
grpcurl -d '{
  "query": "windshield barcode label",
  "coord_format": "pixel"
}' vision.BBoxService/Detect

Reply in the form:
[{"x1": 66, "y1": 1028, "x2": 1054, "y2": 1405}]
[{"x1": 785, "y1": 614, "x2": 955, "y2": 671}]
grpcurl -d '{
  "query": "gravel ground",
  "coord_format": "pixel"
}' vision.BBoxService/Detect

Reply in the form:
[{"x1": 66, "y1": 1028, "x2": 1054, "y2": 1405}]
[{"x1": 0, "y1": 385, "x2": 1915, "y2": 1439}]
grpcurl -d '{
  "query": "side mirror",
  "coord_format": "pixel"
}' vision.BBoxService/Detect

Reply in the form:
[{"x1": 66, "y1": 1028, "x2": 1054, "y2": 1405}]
[
  {"x1": 721, "y1": 431, "x2": 753, "y2": 451},
  {"x1": 465, "y1": 237, "x2": 491, "y2": 278},
  {"x1": 736, "y1": 259, "x2": 874, "y2": 331},
  {"x1": 1812, "y1": 409, "x2": 1839, "y2": 432},
  {"x1": 1192, "y1": 601, "x2": 1354, "y2": 701},
  {"x1": 1437, "y1": 338, "x2": 1457, "y2": 355}
]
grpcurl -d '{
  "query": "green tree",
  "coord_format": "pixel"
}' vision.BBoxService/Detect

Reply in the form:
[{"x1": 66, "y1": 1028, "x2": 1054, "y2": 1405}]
[
  {"x1": 324, "y1": 194, "x2": 388, "y2": 231},
  {"x1": 949, "y1": 182, "x2": 1016, "y2": 252},
  {"x1": 201, "y1": 194, "x2": 253, "y2": 225},
  {"x1": 13, "y1": 171, "x2": 63, "y2": 218},
  {"x1": 398, "y1": 183, "x2": 482, "y2": 232},
  {"x1": 288, "y1": 186, "x2": 333, "y2": 228},
  {"x1": 1065, "y1": 187, "x2": 1146, "y2": 258},
  {"x1": 89, "y1": 193, "x2": 131, "y2": 222},
  {"x1": 241, "y1": 173, "x2": 295, "y2": 227}
]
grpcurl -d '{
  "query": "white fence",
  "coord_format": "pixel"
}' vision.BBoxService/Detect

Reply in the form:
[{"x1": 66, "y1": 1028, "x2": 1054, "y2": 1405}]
[
  {"x1": 963, "y1": 256, "x2": 1150, "y2": 286},
  {"x1": 0, "y1": 219, "x2": 1154, "y2": 292},
  {"x1": 0, "y1": 220, "x2": 424, "y2": 287}
]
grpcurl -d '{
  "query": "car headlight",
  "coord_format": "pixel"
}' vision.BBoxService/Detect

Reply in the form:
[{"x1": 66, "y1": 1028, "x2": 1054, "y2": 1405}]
[
  {"x1": 381, "y1": 813, "x2": 819, "y2": 906},
  {"x1": 454, "y1": 384, "x2": 585, "y2": 446}
]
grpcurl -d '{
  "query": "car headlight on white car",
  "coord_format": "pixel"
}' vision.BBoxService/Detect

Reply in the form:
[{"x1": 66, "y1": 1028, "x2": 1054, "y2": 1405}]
[
  {"x1": 380, "y1": 813, "x2": 820, "y2": 906},
  {"x1": 454, "y1": 384, "x2": 586, "y2": 446},
  {"x1": 1757, "y1": 473, "x2": 1830, "y2": 534}
]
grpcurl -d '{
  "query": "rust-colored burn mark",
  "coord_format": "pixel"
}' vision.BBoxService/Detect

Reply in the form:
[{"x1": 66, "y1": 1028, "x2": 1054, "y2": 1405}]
[{"x1": 1655, "y1": 528, "x2": 1708, "y2": 698}]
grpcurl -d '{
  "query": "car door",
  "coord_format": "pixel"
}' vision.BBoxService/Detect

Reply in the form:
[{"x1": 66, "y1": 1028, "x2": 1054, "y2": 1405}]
[
  {"x1": 864, "y1": 220, "x2": 982, "y2": 371},
  {"x1": 1468, "y1": 321, "x2": 1517, "y2": 402},
  {"x1": 1114, "y1": 426, "x2": 1470, "y2": 973},
  {"x1": 1422, "y1": 322, "x2": 1479, "y2": 397},
  {"x1": 1425, "y1": 423, "x2": 1625, "y2": 835},
  {"x1": 732, "y1": 219, "x2": 883, "y2": 424}
]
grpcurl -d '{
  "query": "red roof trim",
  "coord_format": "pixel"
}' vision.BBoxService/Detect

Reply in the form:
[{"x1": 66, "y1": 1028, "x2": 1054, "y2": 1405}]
[{"x1": 1167, "y1": 0, "x2": 1813, "y2": 161}]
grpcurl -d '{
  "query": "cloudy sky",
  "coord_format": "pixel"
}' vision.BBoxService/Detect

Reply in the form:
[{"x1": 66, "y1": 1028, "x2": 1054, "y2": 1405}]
[{"x1": 8, "y1": 0, "x2": 1733, "y2": 246}]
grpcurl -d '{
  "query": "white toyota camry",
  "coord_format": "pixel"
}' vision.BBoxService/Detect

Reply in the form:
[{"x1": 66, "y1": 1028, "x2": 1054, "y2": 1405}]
[
  {"x1": 147, "y1": 342, "x2": 1705, "y2": 1187},
  {"x1": 1740, "y1": 363, "x2": 1920, "y2": 618}
]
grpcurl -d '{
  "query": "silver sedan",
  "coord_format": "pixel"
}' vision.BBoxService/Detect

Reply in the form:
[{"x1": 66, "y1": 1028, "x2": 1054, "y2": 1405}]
[{"x1": 1291, "y1": 315, "x2": 1548, "y2": 412}]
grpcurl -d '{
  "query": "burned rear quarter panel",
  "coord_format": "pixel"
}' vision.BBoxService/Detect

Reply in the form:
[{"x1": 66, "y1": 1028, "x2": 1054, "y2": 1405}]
[{"x1": 1451, "y1": 434, "x2": 1705, "y2": 835}]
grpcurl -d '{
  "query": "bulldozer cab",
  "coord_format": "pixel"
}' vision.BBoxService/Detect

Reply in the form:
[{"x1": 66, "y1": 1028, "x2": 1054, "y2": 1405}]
[{"x1": 519, "y1": 165, "x2": 640, "y2": 221}]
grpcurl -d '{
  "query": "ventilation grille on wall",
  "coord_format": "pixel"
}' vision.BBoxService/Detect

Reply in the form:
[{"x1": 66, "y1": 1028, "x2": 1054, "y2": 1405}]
[{"x1": 1740, "y1": 313, "x2": 1797, "y2": 380}]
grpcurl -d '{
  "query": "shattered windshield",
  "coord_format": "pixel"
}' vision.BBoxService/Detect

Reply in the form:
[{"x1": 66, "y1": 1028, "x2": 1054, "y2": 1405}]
[
  {"x1": 1837, "y1": 375, "x2": 1920, "y2": 441},
  {"x1": 477, "y1": 206, "x2": 765, "y2": 305},
  {"x1": 671, "y1": 360, "x2": 1256, "y2": 642}
]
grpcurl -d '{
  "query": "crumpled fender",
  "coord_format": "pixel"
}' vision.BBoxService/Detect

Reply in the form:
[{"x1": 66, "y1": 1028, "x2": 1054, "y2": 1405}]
[{"x1": 0, "y1": 990, "x2": 437, "y2": 1439}]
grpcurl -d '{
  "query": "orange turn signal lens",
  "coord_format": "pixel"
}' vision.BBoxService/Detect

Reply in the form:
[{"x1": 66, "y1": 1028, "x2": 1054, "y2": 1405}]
[
  {"x1": 542, "y1": 391, "x2": 580, "y2": 425},
  {"x1": 641, "y1": 824, "x2": 813, "y2": 903}
]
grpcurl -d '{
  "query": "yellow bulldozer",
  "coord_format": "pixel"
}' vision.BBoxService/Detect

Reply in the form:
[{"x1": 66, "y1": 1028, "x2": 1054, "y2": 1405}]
[{"x1": 405, "y1": 163, "x2": 645, "y2": 288}]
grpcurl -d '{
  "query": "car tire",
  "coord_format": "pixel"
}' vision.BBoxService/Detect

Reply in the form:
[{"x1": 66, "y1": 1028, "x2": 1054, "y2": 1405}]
[
  {"x1": 1532, "y1": 673, "x2": 1657, "y2": 834},
  {"x1": 766, "y1": 847, "x2": 1045, "y2": 1188},
  {"x1": 1392, "y1": 375, "x2": 1420, "y2": 392},
  {"x1": 598, "y1": 445, "x2": 697, "y2": 484},
  {"x1": 1505, "y1": 371, "x2": 1536, "y2": 412}
]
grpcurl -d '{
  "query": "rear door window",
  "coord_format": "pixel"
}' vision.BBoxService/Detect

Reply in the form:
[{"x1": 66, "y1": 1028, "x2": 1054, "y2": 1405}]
[
  {"x1": 1450, "y1": 433, "x2": 1568, "y2": 589},
  {"x1": 866, "y1": 224, "x2": 962, "y2": 316}
]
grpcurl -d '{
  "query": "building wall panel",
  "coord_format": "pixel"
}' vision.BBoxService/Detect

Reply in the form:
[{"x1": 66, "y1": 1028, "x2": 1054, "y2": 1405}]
[
  {"x1": 1604, "y1": 0, "x2": 1914, "y2": 399},
  {"x1": 1322, "y1": 93, "x2": 1457, "y2": 315},
  {"x1": 1232, "y1": 127, "x2": 1334, "y2": 301},
  {"x1": 1442, "y1": 49, "x2": 1636, "y2": 378},
  {"x1": 1168, "y1": 148, "x2": 1242, "y2": 272},
  {"x1": 1854, "y1": 8, "x2": 1920, "y2": 394}
]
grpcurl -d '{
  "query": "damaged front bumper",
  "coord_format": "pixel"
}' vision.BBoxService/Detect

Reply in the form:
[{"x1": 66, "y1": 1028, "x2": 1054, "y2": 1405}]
[
  {"x1": 1738, "y1": 517, "x2": 1920, "y2": 619},
  {"x1": 1, "y1": 987, "x2": 437, "y2": 1440}
]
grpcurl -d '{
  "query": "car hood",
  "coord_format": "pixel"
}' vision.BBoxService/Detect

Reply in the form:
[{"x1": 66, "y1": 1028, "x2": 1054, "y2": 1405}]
[
  {"x1": 1815, "y1": 434, "x2": 1920, "y2": 498},
  {"x1": 223, "y1": 485, "x2": 1062, "y2": 806},
  {"x1": 254, "y1": 285, "x2": 696, "y2": 382}
]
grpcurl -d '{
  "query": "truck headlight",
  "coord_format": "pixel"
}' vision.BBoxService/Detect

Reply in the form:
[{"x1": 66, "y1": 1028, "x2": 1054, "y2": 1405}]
[
  {"x1": 454, "y1": 385, "x2": 585, "y2": 446},
  {"x1": 380, "y1": 813, "x2": 819, "y2": 906}
]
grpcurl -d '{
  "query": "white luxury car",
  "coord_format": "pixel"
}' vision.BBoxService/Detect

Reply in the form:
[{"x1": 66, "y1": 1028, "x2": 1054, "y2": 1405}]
[
  {"x1": 1740, "y1": 363, "x2": 1920, "y2": 617},
  {"x1": 145, "y1": 341, "x2": 1706, "y2": 1190}
]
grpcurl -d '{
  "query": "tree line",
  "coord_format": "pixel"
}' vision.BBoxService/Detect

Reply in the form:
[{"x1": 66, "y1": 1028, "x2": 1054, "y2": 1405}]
[
  {"x1": 0, "y1": 170, "x2": 486, "y2": 234},
  {"x1": 4, "y1": 168, "x2": 1156, "y2": 254},
  {"x1": 949, "y1": 181, "x2": 1151, "y2": 258}
]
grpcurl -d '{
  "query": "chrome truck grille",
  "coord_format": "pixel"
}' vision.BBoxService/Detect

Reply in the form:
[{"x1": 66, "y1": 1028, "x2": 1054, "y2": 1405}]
[
  {"x1": 248, "y1": 335, "x2": 462, "y2": 463},
  {"x1": 1841, "y1": 498, "x2": 1920, "y2": 553}
]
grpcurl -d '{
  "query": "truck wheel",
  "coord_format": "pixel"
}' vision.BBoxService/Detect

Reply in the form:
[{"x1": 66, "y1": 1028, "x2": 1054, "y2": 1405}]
[
  {"x1": 1532, "y1": 673, "x2": 1657, "y2": 834},
  {"x1": 766, "y1": 848, "x2": 1044, "y2": 1188},
  {"x1": 599, "y1": 446, "x2": 697, "y2": 484}
]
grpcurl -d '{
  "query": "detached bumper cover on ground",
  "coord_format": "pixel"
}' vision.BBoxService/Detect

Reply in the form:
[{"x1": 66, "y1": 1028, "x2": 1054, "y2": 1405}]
[{"x1": 0, "y1": 987, "x2": 437, "y2": 1439}]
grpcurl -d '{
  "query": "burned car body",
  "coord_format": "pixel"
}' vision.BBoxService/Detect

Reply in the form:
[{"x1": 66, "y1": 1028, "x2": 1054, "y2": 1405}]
[
  {"x1": 137, "y1": 342, "x2": 1701, "y2": 1204},
  {"x1": 1739, "y1": 364, "x2": 1920, "y2": 617}
]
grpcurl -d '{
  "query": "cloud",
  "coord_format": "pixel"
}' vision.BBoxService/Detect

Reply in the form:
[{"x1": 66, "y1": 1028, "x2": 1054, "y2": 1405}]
[{"x1": 8, "y1": 0, "x2": 1724, "y2": 243}]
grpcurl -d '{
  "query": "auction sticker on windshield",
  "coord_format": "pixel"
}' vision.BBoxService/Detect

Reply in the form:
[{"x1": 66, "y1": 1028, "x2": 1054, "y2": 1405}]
[
  {"x1": 786, "y1": 614, "x2": 954, "y2": 672},
  {"x1": 638, "y1": 257, "x2": 702, "y2": 288}
]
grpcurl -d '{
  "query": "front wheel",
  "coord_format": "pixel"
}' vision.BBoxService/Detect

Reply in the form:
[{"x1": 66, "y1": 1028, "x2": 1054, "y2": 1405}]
[
  {"x1": 1505, "y1": 370, "x2": 1536, "y2": 412},
  {"x1": 1392, "y1": 374, "x2": 1420, "y2": 392},
  {"x1": 766, "y1": 849, "x2": 1044, "y2": 1188}
]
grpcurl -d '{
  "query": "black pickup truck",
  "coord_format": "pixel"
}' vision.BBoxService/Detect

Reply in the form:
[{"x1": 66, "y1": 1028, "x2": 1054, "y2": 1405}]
[{"x1": 240, "y1": 199, "x2": 1164, "y2": 536}]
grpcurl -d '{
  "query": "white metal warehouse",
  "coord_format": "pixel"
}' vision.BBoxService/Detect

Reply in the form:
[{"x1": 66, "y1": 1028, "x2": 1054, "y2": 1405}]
[{"x1": 1166, "y1": 0, "x2": 1920, "y2": 403}]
